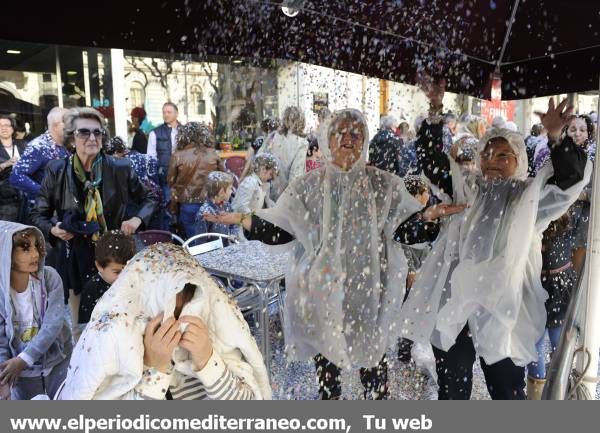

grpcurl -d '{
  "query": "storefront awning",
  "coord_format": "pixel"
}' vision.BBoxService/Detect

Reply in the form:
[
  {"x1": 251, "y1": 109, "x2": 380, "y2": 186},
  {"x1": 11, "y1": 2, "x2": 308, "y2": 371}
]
[{"x1": 1, "y1": 0, "x2": 599, "y2": 99}]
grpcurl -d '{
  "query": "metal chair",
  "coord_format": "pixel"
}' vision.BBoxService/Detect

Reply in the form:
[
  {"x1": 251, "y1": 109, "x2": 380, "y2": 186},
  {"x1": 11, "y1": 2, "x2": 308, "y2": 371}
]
[
  {"x1": 135, "y1": 230, "x2": 184, "y2": 251},
  {"x1": 183, "y1": 233, "x2": 264, "y2": 318}
]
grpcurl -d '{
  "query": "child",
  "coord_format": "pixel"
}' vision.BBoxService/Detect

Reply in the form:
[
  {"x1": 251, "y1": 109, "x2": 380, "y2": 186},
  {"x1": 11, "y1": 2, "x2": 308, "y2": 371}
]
[
  {"x1": 232, "y1": 153, "x2": 279, "y2": 214},
  {"x1": 395, "y1": 175, "x2": 440, "y2": 363},
  {"x1": 194, "y1": 171, "x2": 237, "y2": 242},
  {"x1": 400, "y1": 79, "x2": 591, "y2": 400},
  {"x1": 305, "y1": 141, "x2": 324, "y2": 172},
  {"x1": 0, "y1": 222, "x2": 72, "y2": 400},
  {"x1": 526, "y1": 202, "x2": 588, "y2": 399},
  {"x1": 77, "y1": 230, "x2": 136, "y2": 330}
]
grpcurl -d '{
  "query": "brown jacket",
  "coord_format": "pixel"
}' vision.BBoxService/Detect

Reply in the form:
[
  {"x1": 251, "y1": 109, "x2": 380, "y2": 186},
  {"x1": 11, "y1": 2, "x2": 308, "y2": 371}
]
[{"x1": 167, "y1": 145, "x2": 224, "y2": 205}]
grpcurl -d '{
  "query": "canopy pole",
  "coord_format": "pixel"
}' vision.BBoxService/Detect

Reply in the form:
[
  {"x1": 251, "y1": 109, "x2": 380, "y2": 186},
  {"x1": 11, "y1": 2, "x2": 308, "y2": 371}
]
[
  {"x1": 495, "y1": 0, "x2": 521, "y2": 72},
  {"x1": 578, "y1": 76, "x2": 600, "y2": 398}
]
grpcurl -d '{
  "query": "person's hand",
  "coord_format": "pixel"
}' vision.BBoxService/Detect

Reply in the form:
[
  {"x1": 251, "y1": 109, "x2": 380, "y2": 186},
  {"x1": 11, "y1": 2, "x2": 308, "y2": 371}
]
[
  {"x1": 418, "y1": 75, "x2": 446, "y2": 106},
  {"x1": 143, "y1": 314, "x2": 181, "y2": 373},
  {"x1": 50, "y1": 223, "x2": 74, "y2": 241},
  {"x1": 422, "y1": 203, "x2": 467, "y2": 221},
  {"x1": 0, "y1": 357, "x2": 27, "y2": 387},
  {"x1": 0, "y1": 156, "x2": 18, "y2": 170},
  {"x1": 535, "y1": 98, "x2": 574, "y2": 142},
  {"x1": 0, "y1": 382, "x2": 10, "y2": 400},
  {"x1": 178, "y1": 316, "x2": 213, "y2": 372},
  {"x1": 202, "y1": 212, "x2": 242, "y2": 226},
  {"x1": 406, "y1": 272, "x2": 416, "y2": 290},
  {"x1": 121, "y1": 217, "x2": 142, "y2": 236}
]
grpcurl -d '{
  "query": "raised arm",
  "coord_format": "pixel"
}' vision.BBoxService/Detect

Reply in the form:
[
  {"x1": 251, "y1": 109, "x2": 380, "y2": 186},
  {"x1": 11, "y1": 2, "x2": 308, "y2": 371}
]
[{"x1": 415, "y1": 79, "x2": 453, "y2": 198}]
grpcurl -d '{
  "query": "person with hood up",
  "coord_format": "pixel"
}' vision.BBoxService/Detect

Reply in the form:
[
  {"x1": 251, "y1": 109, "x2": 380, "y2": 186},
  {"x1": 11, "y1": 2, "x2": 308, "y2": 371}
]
[
  {"x1": 55, "y1": 243, "x2": 270, "y2": 400},
  {"x1": 0, "y1": 222, "x2": 72, "y2": 400},
  {"x1": 400, "y1": 78, "x2": 591, "y2": 400},
  {"x1": 205, "y1": 109, "x2": 464, "y2": 399},
  {"x1": 257, "y1": 106, "x2": 308, "y2": 202}
]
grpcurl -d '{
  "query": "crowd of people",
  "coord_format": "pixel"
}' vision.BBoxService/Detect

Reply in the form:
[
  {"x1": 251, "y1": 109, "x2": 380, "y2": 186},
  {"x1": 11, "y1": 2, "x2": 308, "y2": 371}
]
[{"x1": 0, "y1": 76, "x2": 597, "y2": 400}]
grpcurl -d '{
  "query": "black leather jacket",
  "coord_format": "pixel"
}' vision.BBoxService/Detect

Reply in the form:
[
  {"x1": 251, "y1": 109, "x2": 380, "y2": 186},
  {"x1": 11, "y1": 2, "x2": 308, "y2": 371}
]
[{"x1": 32, "y1": 154, "x2": 158, "y2": 243}]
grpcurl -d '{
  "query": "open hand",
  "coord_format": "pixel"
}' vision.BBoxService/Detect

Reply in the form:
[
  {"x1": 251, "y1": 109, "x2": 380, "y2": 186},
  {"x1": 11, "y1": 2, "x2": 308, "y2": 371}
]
[
  {"x1": 0, "y1": 357, "x2": 27, "y2": 387},
  {"x1": 143, "y1": 314, "x2": 181, "y2": 373},
  {"x1": 535, "y1": 98, "x2": 574, "y2": 141},
  {"x1": 202, "y1": 212, "x2": 242, "y2": 226},
  {"x1": 178, "y1": 316, "x2": 213, "y2": 372}
]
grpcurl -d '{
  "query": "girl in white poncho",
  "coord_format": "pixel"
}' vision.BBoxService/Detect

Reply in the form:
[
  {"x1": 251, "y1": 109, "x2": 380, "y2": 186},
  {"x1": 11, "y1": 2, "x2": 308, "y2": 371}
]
[
  {"x1": 55, "y1": 243, "x2": 270, "y2": 400},
  {"x1": 205, "y1": 109, "x2": 464, "y2": 399},
  {"x1": 399, "y1": 80, "x2": 591, "y2": 400}
]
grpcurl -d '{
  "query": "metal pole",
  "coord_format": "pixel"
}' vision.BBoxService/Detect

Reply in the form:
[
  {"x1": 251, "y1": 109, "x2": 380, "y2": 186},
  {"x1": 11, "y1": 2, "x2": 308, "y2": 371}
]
[{"x1": 578, "y1": 76, "x2": 600, "y2": 398}]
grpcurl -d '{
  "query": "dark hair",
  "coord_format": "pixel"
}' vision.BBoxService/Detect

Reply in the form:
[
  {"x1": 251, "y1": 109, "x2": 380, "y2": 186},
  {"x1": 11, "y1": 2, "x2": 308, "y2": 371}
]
[
  {"x1": 131, "y1": 107, "x2": 147, "y2": 121},
  {"x1": 13, "y1": 118, "x2": 26, "y2": 133},
  {"x1": 12, "y1": 228, "x2": 45, "y2": 258},
  {"x1": 261, "y1": 117, "x2": 280, "y2": 134},
  {"x1": 163, "y1": 102, "x2": 178, "y2": 112},
  {"x1": 563, "y1": 115, "x2": 595, "y2": 145},
  {"x1": 530, "y1": 123, "x2": 544, "y2": 137},
  {"x1": 103, "y1": 136, "x2": 127, "y2": 155},
  {"x1": 543, "y1": 213, "x2": 571, "y2": 243},
  {"x1": 94, "y1": 230, "x2": 136, "y2": 268},
  {"x1": 404, "y1": 175, "x2": 429, "y2": 197},
  {"x1": 307, "y1": 139, "x2": 319, "y2": 157}
]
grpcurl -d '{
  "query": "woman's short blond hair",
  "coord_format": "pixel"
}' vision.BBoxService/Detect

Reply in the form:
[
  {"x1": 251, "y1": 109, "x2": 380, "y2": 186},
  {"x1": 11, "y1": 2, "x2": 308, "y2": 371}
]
[{"x1": 63, "y1": 107, "x2": 107, "y2": 151}]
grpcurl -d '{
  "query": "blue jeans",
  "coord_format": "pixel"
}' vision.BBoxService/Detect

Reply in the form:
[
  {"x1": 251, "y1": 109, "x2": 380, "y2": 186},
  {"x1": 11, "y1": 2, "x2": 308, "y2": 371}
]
[
  {"x1": 527, "y1": 327, "x2": 562, "y2": 379},
  {"x1": 179, "y1": 203, "x2": 202, "y2": 239}
]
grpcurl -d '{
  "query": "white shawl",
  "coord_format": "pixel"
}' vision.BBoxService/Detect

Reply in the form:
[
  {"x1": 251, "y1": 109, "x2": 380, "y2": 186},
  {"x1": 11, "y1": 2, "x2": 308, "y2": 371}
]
[{"x1": 56, "y1": 243, "x2": 271, "y2": 399}]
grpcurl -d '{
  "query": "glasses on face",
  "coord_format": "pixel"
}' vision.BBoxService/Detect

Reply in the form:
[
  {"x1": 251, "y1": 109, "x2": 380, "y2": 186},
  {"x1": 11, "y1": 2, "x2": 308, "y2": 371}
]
[
  {"x1": 74, "y1": 128, "x2": 105, "y2": 140},
  {"x1": 479, "y1": 150, "x2": 517, "y2": 162}
]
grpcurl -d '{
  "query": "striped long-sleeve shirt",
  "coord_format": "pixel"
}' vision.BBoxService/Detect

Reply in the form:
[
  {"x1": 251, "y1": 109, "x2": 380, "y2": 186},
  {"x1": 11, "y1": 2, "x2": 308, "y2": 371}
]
[{"x1": 134, "y1": 351, "x2": 255, "y2": 400}]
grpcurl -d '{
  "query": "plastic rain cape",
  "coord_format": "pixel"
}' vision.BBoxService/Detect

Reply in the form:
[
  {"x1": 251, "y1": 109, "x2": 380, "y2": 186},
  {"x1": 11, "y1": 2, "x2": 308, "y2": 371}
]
[
  {"x1": 255, "y1": 109, "x2": 423, "y2": 368},
  {"x1": 56, "y1": 243, "x2": 271, "y2": 399},
  {"x1": 400, "y1": 127, "x2": 592, "y2": 366}
]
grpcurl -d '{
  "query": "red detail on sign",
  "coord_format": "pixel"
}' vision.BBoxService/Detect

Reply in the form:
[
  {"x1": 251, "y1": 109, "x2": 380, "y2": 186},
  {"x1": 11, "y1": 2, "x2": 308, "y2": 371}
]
[{"x1": 482, "y1": 76, "x2": 515, "y2": 124}]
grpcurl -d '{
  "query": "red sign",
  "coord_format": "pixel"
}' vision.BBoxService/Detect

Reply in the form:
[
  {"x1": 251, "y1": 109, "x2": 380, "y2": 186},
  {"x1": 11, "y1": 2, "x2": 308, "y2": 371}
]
[{"x1": 481, "y1": 76, "x2": 515, "y2": 124}]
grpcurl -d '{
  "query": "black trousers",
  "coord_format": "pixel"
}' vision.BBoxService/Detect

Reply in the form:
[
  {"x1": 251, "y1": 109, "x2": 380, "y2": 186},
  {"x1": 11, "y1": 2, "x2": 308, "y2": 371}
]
[
  {"x1": 432, "y1": 326, "x2": 526, "y2": 400},
  {"x1": 314, "y1": 354, "x2": 388, "y2": 400}
]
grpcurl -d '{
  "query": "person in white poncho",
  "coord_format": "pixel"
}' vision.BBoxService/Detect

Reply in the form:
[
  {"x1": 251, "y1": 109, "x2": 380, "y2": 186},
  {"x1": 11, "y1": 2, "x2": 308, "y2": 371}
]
[
  {"x1": 399, "y1": 79, "x2": 591, "y2": 400},
  {"x1": 55, "y1": 243, "x2": 271, "y2": 400},
  {"x1": 205, "y1": 109, "x2": 464, "y2": 399}
]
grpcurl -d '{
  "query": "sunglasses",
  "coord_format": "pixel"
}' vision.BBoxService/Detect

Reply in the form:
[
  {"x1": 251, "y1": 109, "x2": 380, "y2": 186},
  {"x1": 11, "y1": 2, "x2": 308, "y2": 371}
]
[{"x1": 75, "y1": 128, "x2": 105, "y2": 139}]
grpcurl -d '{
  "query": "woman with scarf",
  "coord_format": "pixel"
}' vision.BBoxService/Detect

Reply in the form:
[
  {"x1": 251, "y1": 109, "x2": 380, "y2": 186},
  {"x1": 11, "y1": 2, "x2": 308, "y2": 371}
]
[
  {"x1": 31, "y1": 107, "x2": 157, "y2": 335},
  {"x1": 205, "y1": 109, "x2": 465, "y2": 399}
]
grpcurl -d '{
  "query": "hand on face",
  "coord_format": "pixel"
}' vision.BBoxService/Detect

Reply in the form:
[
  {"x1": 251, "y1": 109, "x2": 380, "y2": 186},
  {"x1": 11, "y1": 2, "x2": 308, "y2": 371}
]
[
  {"x1": 143, "y1": 314, "x2": 182, "y2": 373},
  {"x1": 178, "y1": 316, "x2": 213, "y2": 372}
]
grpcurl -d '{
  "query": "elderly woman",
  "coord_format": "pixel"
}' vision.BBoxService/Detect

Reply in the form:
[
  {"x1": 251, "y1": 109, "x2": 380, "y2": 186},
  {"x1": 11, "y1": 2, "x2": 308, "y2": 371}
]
[
  {"x1": 206, "y1": 109, "x2": 463, "y2": 399},
  {"x1": 368, "y1": 114, "x2": 402, "y2": 175},
  {"x1": 31, "y1": 107, "x2": 157, "y2": 331},
  {"x1": 400, "y1": 79, "x2": 591, "y2": 400},
  {"x1": 167, "y1": 122, "x2": 224, "y2": 239},
  {"x1": 56, "y1": 243, "x2": 270, "y2": 400},
  {"x1": 258, "y1": 106, "x2": 308, "y2": 202}
]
